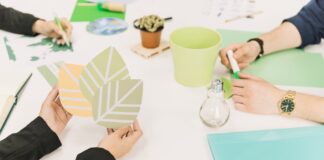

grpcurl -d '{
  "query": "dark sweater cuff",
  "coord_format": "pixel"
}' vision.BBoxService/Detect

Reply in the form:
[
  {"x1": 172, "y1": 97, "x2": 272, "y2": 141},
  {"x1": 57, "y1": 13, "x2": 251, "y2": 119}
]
[
  {"x1": 24, "y1": 14, "x2": 39, "y2": 36},
  {"x1": 77, "y1": 148, "x2": 116, "y2": 160},
  {"x1": 29, "y1": 117, "x2": 62, "y2": 154}
]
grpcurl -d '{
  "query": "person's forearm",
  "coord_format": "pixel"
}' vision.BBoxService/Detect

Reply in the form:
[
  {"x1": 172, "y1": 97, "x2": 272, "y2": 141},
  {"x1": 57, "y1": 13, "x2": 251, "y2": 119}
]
[
  {"x1": 292, "y1": 93, "x2": 324, "y2": 123},
  {"x1": 0, "y1": 117, "x2": 61, "y2": 160},
  {"x1": 258, "y1": 22, "x2": 302, "y2": 55},
  {"x1": 0, "y1": 4, "x2": 39, "y2": 36}
]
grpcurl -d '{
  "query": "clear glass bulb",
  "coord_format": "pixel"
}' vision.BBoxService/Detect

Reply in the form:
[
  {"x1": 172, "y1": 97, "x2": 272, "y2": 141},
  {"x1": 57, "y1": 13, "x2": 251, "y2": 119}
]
[{"x1": 200, "y1": 79, "x2": 230, "y2": 128}]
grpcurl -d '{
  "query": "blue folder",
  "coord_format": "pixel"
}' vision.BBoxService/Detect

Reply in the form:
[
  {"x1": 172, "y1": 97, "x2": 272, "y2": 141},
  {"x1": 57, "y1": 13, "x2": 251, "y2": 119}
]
[{"x1": 208, "y1": 126, "x2": 324, "y2": 160}]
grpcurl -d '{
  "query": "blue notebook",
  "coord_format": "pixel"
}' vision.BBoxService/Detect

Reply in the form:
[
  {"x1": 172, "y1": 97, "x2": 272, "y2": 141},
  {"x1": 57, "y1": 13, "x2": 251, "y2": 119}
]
[{"x1": 208, "y1": 126, "x2": 324, "y2": 160}]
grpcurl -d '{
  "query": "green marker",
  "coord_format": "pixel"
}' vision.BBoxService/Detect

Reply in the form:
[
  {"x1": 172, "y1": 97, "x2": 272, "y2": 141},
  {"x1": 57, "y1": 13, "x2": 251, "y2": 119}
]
[
  {"x1": 54, "y1": 16, "x2": 70, "y2": 47},
  {"x1": 227, "y1": 50, "x2": 240, "y2": 79}
]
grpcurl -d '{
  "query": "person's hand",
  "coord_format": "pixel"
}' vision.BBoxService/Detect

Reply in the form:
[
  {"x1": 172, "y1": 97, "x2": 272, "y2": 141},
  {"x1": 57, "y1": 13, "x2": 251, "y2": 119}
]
[
  {"x1": 98, "y1": 120, "x2": 143, "y2": 159},
  {"x1": 39, "y1": 86, "x2": 72, "y2": 135},
  {"x1": 232, "y1": 73, "x2": 285, "y2": 114},
  {"x1": 32, "y1": 18, "x2": 72, "y2": 45},
  {"x1": 219, "y1": 41, "x2": 261, "y2": 69}
]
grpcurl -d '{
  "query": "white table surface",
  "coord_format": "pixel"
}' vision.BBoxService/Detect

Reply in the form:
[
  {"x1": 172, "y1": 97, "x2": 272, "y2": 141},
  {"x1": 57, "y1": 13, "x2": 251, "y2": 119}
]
[{"x1": 0, "y1": 0, "x2": 323, "y2": 159}]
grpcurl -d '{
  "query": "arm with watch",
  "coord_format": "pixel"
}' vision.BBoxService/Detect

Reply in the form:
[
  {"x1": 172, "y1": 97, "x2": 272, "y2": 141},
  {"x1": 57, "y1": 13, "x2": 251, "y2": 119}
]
[{"x1": 220, "y1": 0, "x2": 324, "y2": 123}]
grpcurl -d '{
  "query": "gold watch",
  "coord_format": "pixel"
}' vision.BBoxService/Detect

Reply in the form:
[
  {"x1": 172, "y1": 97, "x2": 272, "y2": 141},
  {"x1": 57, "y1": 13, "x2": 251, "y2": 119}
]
[{"x1": 278, "y1": 91, "x2": 296, "y2": 115}]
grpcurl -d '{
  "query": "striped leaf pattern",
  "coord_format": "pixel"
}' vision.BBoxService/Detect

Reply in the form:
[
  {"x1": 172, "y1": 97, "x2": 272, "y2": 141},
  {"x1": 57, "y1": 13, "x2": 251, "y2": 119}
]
[
  {"x1": 92, "y1": 79, "x2": 143, "y2": 129},
  {"x1": 37, "y1": 62, "x2": 63, "y2": 87},
  {"x1": 59, "y1": 64, "x2": 92, "y2": 117},
  {"x1": 79, "y1": 47, "x2": 130, "y2": 103}
]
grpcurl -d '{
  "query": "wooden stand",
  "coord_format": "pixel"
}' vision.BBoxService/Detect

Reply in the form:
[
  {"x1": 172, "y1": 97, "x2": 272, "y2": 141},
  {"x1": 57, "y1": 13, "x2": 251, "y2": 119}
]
[{"x1": 131, "y1": 41, "x2": 170, "y2": 59}]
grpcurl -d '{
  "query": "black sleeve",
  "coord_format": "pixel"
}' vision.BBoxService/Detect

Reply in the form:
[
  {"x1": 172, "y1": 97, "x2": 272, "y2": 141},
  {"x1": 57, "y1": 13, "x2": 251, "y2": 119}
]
[
  {"x1": 0, "y1": 4, "x2": 40, "y2": 36},
  {"x1": 76, "y1": 148, "x2": 116, "y2": 160},
  {"x1": 284, "y1": 0, "x2": 324, "y2": 48},
  {"x1": 0, "y1": 117, "x2": 62, "y2": 160}
]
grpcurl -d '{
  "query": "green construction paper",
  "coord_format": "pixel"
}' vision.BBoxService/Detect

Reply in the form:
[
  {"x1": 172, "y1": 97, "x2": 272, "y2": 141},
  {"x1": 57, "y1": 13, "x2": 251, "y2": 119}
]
[
  {"x1": 30, "y1": 56, "x2": 39, "y2": 61},
  {"x1": 70, "y1": 0, "x2": 125, "y2": 22},
  {"x1": 37, "y1": 62, "x2": 64, "y2": 87},
  {"x1": 92, "y1": 79, "x2": 143, "y2": 129},
  {"x1": 3, "y1": 37, "x2": 16, "y2": 61},
  {"x1": 28, "y1": 37, "x2": 73, "y2": 52},
  {"x1": 208, "y1": 126, "x2": 324, "y2": 160},
  {"x1": 221, "y1": 77, "x2": 232, "y2": 99},
  {"x1": 79, "y1": 47, "x2": 130, "y2": 102},
  {"x1": 218, "y1": 29, "x2": 324, "y2": 88}
]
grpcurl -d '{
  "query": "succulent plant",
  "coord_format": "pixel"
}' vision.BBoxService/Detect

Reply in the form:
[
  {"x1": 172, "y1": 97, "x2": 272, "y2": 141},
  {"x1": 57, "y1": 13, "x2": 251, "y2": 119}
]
[{"x1": 136, "y1": 15, "x2": 164, "y2": 32}]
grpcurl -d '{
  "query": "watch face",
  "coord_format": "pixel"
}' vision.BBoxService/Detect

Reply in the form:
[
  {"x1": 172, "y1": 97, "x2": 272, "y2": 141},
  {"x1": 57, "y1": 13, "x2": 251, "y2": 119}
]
[{"x1": 280, "y1": 98, "x2": 295, "y2": 113}]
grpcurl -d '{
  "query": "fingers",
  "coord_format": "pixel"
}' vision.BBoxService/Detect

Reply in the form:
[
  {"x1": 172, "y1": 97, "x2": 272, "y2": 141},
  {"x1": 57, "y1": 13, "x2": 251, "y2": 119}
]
[
  {"x1": 219, "y1": 43, "x2": 243, "y2": 69},
  {"x1": 232, "y1": 87, "x2": 245, "y2": 96},
  {"x1": 61, "y1": 18, "x2": 73, "y2": 38},
  {"x1": 232, "y1": 95, "x2": 245, "y2": 104},
  {"x1": 238, "y1": 73, "x2": 262, "y2": 81},
  {"x1": 114, "y1": 127, "x2": 132, "y2": 138},
  {"x1": 232, "y1": 79, "x2": 246, "y2": 88},
  {"x1": 45, "y1": 86, "x2": 59, "y2": 102},
  {"x1": 234, "y1": 103, "x2": 247, "y2": 111},
  {"x1": 126, "y1": 120, "x2": 143, "y2": 144},
  {"x1": 107, "y1": 128, "x2": 114, "y2": 135}
]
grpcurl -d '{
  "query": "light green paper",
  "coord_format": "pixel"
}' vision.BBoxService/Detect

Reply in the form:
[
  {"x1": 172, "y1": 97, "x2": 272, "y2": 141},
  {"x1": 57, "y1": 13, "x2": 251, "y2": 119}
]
[
  {"x1": 79, "y1": 47, "x2": 130, "y2": 102},
  {"x1": 37, "y1": 62, "x2": 64, "y2": 87},
  {"x1": 3, "y1": 37, "x2": 16, "y2": 61},
  {"x1": 218, "y1": 29, "x2": 324, "y2": 88},
  {"x1": 170, "y1": 27, "x2": 222, "y2": 87},
  {"x1": 70, "y1": 0, "x2": 125, "y2": 22},
  {"x1": 221, "y1": 77, "x2": 232, "y2": 99},
  {"x1": 208, "y1": 126, "x2": 324, "y2": 160},
  {"x1": 92, "y1": 79, "x2": 143, "y2": 129}
]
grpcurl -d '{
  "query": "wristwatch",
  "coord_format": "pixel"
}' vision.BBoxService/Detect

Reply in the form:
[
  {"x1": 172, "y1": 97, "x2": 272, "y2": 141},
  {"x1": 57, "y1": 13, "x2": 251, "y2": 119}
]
[
  {"x1": 247, "y1": 38, "x2": 264, "y2": 60},
  {"x1": 278, "y1": 90, "x2": 296, "y2": 115}
]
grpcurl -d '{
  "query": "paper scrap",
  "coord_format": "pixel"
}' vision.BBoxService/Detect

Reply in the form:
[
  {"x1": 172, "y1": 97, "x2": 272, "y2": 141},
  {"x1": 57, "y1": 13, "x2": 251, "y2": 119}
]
[
  {"x1": 58, "y1": 64, "x2": 92, "y2": 116},
  {"x1": 37, "y1": 62, "x2": 64, "y2": 87},
  {"x1": 3, "y1": 37, "x2": 16, "y2": 61}
]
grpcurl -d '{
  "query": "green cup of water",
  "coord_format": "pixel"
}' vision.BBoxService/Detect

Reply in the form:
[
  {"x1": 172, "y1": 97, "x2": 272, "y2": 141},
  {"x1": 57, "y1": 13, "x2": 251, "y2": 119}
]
[{"x1": 170, "y1": 27, "x2": 222, "y2": 87}]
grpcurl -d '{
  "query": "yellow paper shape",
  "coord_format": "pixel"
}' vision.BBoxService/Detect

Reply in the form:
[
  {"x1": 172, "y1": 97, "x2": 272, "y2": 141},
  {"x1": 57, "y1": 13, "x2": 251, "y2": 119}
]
[{"x1": 58, "y1": 64, "x2": 92, "y2": 116}]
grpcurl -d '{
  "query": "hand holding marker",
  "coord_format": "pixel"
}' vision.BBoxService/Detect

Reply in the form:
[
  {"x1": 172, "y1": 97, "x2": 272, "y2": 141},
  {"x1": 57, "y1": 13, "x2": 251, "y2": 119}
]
[
  {"x1": 54, "y1": 15, "x2": 70, "y2": 47},
  {"x1": 226, "y1": 50, "x2": 240, "y2": 79}
]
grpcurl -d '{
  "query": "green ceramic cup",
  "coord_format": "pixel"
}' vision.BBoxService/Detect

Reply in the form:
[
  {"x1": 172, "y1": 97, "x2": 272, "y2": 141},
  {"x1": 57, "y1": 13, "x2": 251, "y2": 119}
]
[{"x1": 170, "y1": 27, "x2": 222, "y2": 87}]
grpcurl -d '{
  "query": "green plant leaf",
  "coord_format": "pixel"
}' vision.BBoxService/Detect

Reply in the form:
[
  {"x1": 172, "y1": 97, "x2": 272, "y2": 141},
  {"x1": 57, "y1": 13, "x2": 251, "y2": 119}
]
[
  {"x1": 92, "y1": 79, "x2": 143, "y2": 128},
  {"x1": 79, "y1": 47, "x2": 130, "y2": 102}
]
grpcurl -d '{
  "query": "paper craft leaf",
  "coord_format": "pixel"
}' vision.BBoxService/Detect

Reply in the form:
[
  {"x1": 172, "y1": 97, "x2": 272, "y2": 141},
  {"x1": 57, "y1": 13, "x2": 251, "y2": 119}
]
[
  {"x1": 59, "y1": 64, "x2": 92, "y2": 116},
  {"x1": 92, "y1": 79, "x2": 143, "y2": 129},
  {"x1": 79, "y1": 47, "x2": 130, "y2": 102}
]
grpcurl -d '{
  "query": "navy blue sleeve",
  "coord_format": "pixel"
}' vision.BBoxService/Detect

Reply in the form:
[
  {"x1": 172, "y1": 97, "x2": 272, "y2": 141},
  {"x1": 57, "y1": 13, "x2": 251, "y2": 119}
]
[{"x1": 284, "y1": 0, "x2": 324, "y2": 48}]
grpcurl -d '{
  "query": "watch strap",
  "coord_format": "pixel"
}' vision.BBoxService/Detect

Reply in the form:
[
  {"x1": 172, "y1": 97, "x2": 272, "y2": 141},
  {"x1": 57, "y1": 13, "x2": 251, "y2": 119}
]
[{"x1": 247, "y1": 38, "x2": 264, "y2": 60}]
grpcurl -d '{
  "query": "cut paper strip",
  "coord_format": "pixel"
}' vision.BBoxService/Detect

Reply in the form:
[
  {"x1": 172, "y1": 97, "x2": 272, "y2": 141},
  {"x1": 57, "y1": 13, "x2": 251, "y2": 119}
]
[
  {"x1": 92, "y1": 79, "x2": 143, "y2": 128},
  {"x1": 37, "y1": 62, "x2": 64, "y2": 87},
  {"x1": 79, "y1": 47, "x2": 130, "y2": 102},
  {"x1": 221, "y1": 77, "x2": 232, "y2": 99},
  {"x1": 70, "y1": 0, "x2": 125, "y2": 22},
  {"x1": 59, "y1": 64, "x2": 92, "y2": 116}
]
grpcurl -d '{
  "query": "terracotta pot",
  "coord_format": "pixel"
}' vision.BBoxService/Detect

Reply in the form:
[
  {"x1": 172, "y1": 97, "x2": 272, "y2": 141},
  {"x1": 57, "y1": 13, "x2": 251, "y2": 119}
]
[{"x1": 140, "y1": 29, "x2": 162, "y2": 48}]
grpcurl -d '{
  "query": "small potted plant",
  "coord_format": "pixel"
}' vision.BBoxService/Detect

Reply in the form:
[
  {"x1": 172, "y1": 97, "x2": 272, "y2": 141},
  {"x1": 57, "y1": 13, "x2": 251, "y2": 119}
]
[{"x1": 134, "y1": 15, "x2": 164, "y2": 48}]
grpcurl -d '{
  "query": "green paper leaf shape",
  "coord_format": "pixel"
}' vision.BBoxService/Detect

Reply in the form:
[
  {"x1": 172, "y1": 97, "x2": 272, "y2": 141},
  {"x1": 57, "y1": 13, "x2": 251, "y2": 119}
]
[
  {"x1": 79, "y1": 47, "x2": 130, "y2": 102},
  {"x1": 92, "y1": 79, "x2": 143, "y2": 128}
]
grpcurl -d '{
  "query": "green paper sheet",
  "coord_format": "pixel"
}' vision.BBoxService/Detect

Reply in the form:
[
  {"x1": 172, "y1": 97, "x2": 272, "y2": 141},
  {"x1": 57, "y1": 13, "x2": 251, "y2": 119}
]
[
  {"x1": 208, "y1": 126, "x2": 324, "y2": 160},
  {"x1": 218, "y1": 29, "x2": 324, "y2": 88},
  {"x1": 70, "y1": 0, "x2": 125, "y2": 22},
  {"x1": 221, "y1": 77, "x2": 232, "y2": 99}
]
